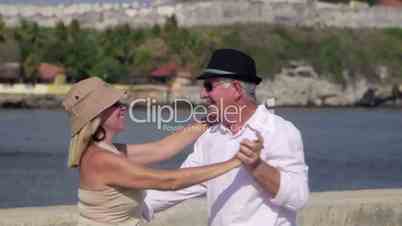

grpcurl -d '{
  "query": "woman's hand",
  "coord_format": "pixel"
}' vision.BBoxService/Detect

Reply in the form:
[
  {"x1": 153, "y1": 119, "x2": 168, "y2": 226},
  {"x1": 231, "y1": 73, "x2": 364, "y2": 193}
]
[
  {"x1": 236, "y1": 128, "x2": 264, "y2": 170},
  {"x1": 124, "y1": 122, "x2": 208, "y2": 165}
]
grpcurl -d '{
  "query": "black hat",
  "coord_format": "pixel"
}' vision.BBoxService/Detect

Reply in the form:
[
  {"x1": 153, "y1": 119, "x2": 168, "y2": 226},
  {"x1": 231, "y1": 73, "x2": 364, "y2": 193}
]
[{"x1": 197, "y1": 49, "x2": 262, "y2": 85}]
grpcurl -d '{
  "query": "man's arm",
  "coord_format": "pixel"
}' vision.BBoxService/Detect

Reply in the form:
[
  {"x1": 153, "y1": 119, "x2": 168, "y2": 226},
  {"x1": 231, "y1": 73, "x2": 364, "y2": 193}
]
[
  {"x1": 237, "y1": 125, "x2": 309, "y2": 211},
  {"x1": 144, "y1": 182, "x2": 207, "y2": 220},
  {"x1": 236, "y1": 128, "x2": 280, "y2": 196},
  {"x1": 143, "y1": 140, "x2": 208, "y2": 221},
  {"x1": 242, "y1": 158, "x2": 280, "y2": 197}
]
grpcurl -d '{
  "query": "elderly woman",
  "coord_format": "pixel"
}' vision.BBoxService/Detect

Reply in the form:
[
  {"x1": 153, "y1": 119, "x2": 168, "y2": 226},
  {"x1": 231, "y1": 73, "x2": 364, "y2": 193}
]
[{"x1": 63, "y1": 77, "x2": 262, "y2": 226}]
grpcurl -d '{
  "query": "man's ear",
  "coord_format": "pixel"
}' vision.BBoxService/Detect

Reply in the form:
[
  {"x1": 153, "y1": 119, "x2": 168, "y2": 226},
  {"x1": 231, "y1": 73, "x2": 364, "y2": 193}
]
[{"x1": 232, "y1": 81, "x2": 243, "y2": 100}]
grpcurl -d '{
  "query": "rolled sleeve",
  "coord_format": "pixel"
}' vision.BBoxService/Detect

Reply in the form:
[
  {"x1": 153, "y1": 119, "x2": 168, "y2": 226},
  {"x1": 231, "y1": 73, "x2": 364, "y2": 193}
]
[
  {"x1": 270, "y1": 167, "x2": 309, "y2": 211},
  {"x1": 143, "y1": 184, "x2": 207, "y2": 221},
  {"x1": 142, "y1": 197, "x2": 154, "y2": 222},
  {"x1": 265, "y1": 121, "x2": 310, "y2": 211}
]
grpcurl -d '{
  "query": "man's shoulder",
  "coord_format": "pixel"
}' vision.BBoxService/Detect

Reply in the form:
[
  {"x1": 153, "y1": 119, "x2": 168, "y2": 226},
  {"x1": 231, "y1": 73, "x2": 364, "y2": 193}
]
[
  {"x1": 270, "y1": 113, "x2": 303, "y2": 145},
  {"x1": 258, "y1": 111, "x2": 304, "y2": 155},
  {"x1": 273, "y1": 113, "x2": 299, "y2": 131},
  {"x1": 254, "y1": 108, "x2": 301, "y2": 139}
]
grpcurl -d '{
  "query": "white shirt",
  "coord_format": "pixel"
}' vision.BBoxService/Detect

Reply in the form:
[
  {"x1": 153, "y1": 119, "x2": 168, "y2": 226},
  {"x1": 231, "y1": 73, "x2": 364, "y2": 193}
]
[{"x1": 144, "y1": 105, "x2": 309, "y2": 226}]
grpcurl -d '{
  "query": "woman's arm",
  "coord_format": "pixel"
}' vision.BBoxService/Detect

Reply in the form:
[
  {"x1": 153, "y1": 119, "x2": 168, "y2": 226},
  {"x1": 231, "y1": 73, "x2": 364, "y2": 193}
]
[
  {"x1": 93, "y1": 150, "x2": 240, "y2": 191},
  {"x1": 122, "y1": 123, "x2": 208, "y2": 165}
]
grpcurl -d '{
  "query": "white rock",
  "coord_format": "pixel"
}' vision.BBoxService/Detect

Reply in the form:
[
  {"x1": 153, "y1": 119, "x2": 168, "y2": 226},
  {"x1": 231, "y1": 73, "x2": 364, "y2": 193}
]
[
  {"x1": 92, "y1": 3, "x2": 102, "y2": 13},
  {"x1": 139, "y1": 8, "x2": 152, "y2": 16},
  {"x1": 5, "y1": 5, "x2": 19, "y2": 16},
  {"x1": 126, "y1": 9, "x2": 138, "y2": 17},
  {"x1": 41, "y1": 6, "x2": 55, "y2": 17},
  {"x1": 157, "y1": 6, "x2": 175, "y2": 16},
  {"x1": 376, "y1": 66, "x2": 388, "y2": 81},
  {"x1": 131, "y1": 2, "x2": 140, "y2": 9},
  {"x1": 102, "y1": 3, "x2": 113, "y2": 11},
  {"x1": 122, "y1": 3, "x2": 130, "y2": 9}
]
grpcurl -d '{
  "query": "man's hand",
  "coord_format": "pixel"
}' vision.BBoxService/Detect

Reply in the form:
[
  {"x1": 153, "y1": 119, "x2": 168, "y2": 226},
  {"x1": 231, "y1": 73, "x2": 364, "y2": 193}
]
[
  {"x1": 236, "y1": 128, "x2": 264, "y2": 170},
  {"x1": 236, "y1": 128, "x2": 280, "y2": 197}
]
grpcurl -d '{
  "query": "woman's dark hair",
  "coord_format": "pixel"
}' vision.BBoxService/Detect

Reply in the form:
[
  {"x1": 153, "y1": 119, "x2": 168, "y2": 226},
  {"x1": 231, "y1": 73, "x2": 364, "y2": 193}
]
[{"x1": 92, "y1": 126, "x2": 106, "y2": 142}]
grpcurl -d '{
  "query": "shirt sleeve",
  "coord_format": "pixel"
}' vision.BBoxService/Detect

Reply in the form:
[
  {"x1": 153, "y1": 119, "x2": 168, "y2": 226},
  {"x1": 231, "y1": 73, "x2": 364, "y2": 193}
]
[
  {"x1": 142, "y1": 140, "x2": 208, "y2": 221},
  {"x1": 264, "y1": 121, "x2": 309, "y2": 211}
]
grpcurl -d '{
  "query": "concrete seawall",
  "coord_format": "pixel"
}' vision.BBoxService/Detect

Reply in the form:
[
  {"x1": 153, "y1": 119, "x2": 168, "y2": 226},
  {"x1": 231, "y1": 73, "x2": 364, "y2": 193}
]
[
  {"x1": 0, "y1": 83, "x2": 171, "y2": 108},
  {"x1": 0, "y1": 189, "x2": 401, "y2": 226}
]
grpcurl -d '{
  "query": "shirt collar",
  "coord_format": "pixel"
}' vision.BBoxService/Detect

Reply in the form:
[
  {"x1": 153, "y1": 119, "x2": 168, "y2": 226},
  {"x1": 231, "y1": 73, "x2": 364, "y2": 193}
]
[{"x1": 214, "y1": 104, "x2": 274, "y2": 137}]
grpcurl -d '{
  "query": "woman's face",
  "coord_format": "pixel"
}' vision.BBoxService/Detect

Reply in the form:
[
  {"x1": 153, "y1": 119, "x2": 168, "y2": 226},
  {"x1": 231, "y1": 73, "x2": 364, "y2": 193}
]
[{"x1": 100, "y1": 102, "x2": 127, "y2": 134}]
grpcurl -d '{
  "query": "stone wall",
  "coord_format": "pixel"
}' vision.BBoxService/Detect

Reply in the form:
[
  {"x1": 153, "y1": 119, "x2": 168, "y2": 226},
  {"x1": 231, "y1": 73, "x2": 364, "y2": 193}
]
[
  {"x1": 0, "y1": 0, "x2": 401, "y2": 29},
  {"x1": 0, "y1": 189, "x2": 402, "y2": 226}
]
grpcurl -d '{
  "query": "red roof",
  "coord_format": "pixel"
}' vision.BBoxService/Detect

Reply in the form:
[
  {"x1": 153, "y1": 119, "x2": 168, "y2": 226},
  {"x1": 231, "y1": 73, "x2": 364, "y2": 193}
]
[
  {"x1": 151, "y1": 62, "x2": 177, "y2": 78},
  {"x1": 38, "y1": 63, "x2": 65, "y2": 81},
  {"x1": 377, "y1": 0, "x2": 402, "y2": 6}
]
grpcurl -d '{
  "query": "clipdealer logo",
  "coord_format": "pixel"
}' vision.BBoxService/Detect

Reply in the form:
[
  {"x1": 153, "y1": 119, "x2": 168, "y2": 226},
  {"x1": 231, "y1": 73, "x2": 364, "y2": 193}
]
[{"x1": 128, "y1": 98, "x2": 276, "y2": 131}]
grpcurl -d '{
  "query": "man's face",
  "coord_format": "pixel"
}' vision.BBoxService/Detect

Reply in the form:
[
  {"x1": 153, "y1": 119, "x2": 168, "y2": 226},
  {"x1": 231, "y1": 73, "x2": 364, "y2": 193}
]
[{"x1": 200, "y1": 78, "x2": 241, "y2": 123}]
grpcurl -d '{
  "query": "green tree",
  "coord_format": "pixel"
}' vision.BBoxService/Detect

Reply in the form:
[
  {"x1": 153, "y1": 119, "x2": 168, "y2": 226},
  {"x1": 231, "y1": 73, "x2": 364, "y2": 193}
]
[
  {"x1": 61, "y1": 20, "x2": 99, "y2": 82},
  {"x1": 367, "y1": 0, "x2": 376, "y2": 6},
  {"x1": 22, "y1": 54, "x2": 40, "y2": 82},
  {"x1": 133, "y1": 47, "x2": 153, "y2": 74},
  {"x1": 89, "y1": 56, "x2": 127, "y2": 83},
  {"x1": 54, "y1": 20, "x2": 68, "y2": 42},
  {"x1": 151, "y1": 24, "x2": 161, "y2": 36},
  {"x1": 68, "y1": 19, "x2": 81, "y2": 41},
  {"x1": 41, "y1": 21, "x2": 69, "y2": 64},
  {"x1": 164, "y1": 27, "x2": 206, "y2": 74},
  {"x1": 0, "y1": 16, "x2": 6, "y2": 42},
  {"x1": 164, "y1": 15, "x2": 178, "y2": 33},
  {"x1": 13, "y1": 20, "x2": 46, "y2": 83},
  {"x1": 99, "y1": 24, "x2": 136, "y2": 66}
]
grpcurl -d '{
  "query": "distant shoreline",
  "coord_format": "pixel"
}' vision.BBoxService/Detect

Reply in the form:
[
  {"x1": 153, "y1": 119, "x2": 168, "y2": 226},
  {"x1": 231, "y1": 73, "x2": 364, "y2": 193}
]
[
  {"x1": 0, "y1": 82, "x2": 401, "y2": 109},
  {"x1": 1, "y1": 93, "x2": 401, "y2": 110}
]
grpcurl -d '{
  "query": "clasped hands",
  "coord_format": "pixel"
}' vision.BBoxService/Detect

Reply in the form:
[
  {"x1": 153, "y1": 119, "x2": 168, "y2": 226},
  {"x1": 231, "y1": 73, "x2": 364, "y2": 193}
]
[{"x1": 236, "y1": 128, "x2": 264, "y2": 170}]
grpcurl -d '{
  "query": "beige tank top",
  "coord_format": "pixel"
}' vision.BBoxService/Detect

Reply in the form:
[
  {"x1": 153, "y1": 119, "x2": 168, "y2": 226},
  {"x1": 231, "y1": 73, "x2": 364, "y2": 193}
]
[{"x1": 78, "y1": 142, "x2": 145, "y2": 226}]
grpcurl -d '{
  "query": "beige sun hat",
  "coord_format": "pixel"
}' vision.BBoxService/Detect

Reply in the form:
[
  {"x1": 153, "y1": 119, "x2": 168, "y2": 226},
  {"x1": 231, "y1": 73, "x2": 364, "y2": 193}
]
[{"x1": 63, "y1": 77, "x2": 127, "y2": 167}]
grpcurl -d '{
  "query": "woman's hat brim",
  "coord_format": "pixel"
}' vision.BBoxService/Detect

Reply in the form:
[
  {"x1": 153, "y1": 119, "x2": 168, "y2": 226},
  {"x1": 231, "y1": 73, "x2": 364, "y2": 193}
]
[{"x1": 69, "y1": 86, "x2": 126, "y2": 136}]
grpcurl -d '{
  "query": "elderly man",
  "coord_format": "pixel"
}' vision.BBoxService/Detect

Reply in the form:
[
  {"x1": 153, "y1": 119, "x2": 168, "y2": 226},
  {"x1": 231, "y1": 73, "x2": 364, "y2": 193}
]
[{"x1": 144, "y1": 49, "x2": 309, "y2": 226}]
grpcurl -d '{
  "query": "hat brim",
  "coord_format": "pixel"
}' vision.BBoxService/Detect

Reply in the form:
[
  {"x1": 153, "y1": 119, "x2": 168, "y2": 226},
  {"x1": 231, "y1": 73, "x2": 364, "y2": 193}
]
[
  {"x1": 197, "y1": 72, "x2": 262, "y2": 85},
  {"x1": 70, "y1": 86, "x2": 126, "y2": 136}
]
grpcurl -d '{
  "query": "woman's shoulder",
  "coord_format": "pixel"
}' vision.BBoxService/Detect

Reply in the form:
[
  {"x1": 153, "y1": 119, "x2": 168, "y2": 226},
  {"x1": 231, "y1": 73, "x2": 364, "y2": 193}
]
[
  {"x1": 82, "y1": 144, "x2": 123, "y2": 169},
  {"x1": 79, "y1": 145, "x2": 115, "y2": 190}
]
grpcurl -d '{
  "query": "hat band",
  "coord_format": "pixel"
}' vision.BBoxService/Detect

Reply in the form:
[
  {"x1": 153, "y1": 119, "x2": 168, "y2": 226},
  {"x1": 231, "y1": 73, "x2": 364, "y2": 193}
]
[{"x1": 203, "y1": 68, "x2": 236, "y2": 75}]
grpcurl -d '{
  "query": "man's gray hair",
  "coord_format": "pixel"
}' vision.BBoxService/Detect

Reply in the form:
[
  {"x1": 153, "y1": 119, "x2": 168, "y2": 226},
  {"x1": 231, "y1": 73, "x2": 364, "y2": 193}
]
[
  {"x1": 221, "y1": 78, "x2": 257, "y2": 102},
  {"x1": 239, "y1": 81, "x2": 257, "y2": 102}
]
